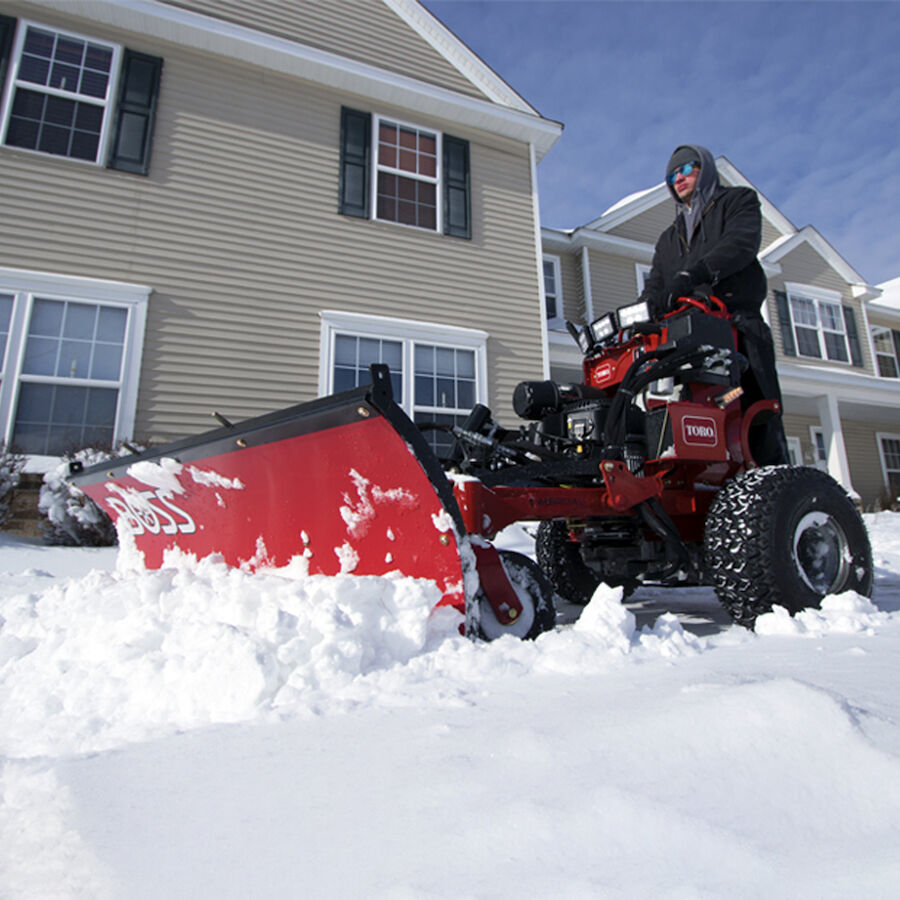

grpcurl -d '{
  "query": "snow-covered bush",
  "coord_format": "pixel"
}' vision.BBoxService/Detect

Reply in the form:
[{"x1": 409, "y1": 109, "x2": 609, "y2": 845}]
[
  {"x1": 40, "y1": 447, "x2": 119, "y2": 546},
  {"x1": 0, "y1": 442, "x2": 24, "y2": 527}
]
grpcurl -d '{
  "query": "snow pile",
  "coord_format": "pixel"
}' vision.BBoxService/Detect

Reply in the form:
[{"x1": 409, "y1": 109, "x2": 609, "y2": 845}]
[{"x1": 0, "y1": 551, "x2": 451, "y2": 758}]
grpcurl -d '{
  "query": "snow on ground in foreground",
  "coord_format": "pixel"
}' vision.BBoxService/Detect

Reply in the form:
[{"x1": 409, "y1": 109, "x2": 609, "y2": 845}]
[{"x1": 1, "y1": 515, "x2": 900, "y2": 898}]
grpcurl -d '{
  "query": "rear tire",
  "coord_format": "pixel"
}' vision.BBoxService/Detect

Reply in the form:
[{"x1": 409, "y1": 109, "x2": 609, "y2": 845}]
[
  {"x1": 704, "y1": 466, "x2": 873, "y2": 628},
  {"x1": 472, "y1": 550, "x2": 556, "y2": 641},
  {"x1": 535, "y1": 520, "x2": 636, "y2": 605}
]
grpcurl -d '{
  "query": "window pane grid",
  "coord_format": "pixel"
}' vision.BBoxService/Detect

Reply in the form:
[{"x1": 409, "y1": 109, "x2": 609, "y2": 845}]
[
  {"x1": 790, "y1": 292, "x2": 850, "y2": 362},
  {"x1": 5, "y1": 24, "x2": 116, "y2": 163},
  {"x1": 413, "y1": 343, "x2": 476, "y2": 413},
  {"x1": 872, "y1": 328, "x2": 899, "y2": 378},
  {"x1": 0, "y1": 294, "x2": 13, "y2": 372},
  {"x1": 374, "y1": 118, "x2": 439, "y2": 231}
]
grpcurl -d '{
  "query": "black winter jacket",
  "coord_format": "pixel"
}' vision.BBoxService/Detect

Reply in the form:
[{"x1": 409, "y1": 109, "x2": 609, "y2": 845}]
[{"x1": 641, "y1": 184, "x2": 767, "y2": 317}]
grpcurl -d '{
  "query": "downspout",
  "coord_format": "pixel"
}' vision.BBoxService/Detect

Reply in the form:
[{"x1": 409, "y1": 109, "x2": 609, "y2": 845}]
[
  {"x1": 529, "y1": 143, "x2": 551, "y2": 379},
  {"x1": 580, "y1": 244, "x2": 595, "y2": 324}
]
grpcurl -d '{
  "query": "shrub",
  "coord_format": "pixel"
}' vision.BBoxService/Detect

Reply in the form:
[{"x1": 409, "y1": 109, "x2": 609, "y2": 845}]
[
  {"x1": 0, "y1": 443, "x2": 25, "y2": 528},
  {"x1": 40, "y1": 447, "x2": 119, "y2": 546}
]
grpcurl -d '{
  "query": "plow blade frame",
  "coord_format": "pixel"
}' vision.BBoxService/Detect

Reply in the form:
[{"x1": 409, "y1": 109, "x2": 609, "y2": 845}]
[{"x1": 69, "y1": 366, "x2": 473, "y2": 613}]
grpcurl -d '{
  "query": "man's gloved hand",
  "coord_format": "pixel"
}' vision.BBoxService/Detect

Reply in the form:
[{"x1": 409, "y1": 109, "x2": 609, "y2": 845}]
[
  {"x1": 667, "y1": 260, "x2": 713, "y2": 301},
  {"x1": 667, "y1": 270, "x2": 695, "y2": 301}
]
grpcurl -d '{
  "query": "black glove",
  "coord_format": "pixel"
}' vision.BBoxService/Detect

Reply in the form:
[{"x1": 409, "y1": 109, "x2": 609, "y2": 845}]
[
  {"x1": 667, "y1": 270, "x2": 695, "y2": 301},
  {"x1": 667, "y1": 260, "x2": 713, "y2": 302}
]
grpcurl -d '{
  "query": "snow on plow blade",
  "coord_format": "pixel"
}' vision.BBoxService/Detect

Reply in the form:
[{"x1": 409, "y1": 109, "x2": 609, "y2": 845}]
[{"x1": 69, "y1": 366, "x2": 472, "y2": 617}]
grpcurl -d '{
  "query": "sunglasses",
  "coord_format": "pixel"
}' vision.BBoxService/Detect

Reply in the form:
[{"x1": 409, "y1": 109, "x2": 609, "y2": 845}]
[{"x1": 666, "y1": 161, "x2": 700, "y2": 184}]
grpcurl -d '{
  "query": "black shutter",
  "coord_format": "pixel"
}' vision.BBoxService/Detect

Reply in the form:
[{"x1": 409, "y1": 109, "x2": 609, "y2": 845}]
[
  {"x1": 842, "y1": 305, "x2": 863, "y2": 367},
  {"x1": 443, "y1": 135, "x2": 470, "y2": 239},
  {"x1": 774, "y1": 290, "x2": 796, "y2": 356},
  {"x1": 339, "y1": 107, "x2": 370, "y2": 218},
  {"x1": 107, "y1": 49, "x2": 163, "y2": 175},
  {"x1": 0, "y1": 16, "x2": 16, "y2": 93}
]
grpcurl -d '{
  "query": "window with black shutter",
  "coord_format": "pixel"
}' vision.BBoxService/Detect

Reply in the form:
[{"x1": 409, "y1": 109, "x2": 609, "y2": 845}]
[
  {"x1": 339, "y1": 108, "x2": 470, "y2": 238},
  {"x1": 0, "y1": 18, "x2": 161, "y2": 174}
]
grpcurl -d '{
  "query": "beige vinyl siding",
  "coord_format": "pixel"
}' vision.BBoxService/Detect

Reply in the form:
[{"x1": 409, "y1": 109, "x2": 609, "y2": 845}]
[
  {"x1": 156, "y1": 0, "x2": 487, "y2": 100},
  {"x1": 0, "y1": 19, "x2": 543, "y2": 441},
  {"x1": 842, "y1": 420, "x2": 893, "y2": 508},
  {"x1": 607, "y1": 204, "x2": 671, "y2": 244},
  {"x1": 587, "y1": 251, "x2": 643, "y2": 315},
  {"x1": 557, "y1": 252, "x2": 583, "y2": 323}
]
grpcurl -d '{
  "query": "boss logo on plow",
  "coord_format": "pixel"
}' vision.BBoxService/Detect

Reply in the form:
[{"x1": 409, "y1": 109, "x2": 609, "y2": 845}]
[{"x1": 682, "y1": 416, "x2": 718, "y2": 446}]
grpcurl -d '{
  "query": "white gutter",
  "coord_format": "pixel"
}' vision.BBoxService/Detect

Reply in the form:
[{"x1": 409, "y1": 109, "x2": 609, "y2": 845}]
[{"x1": 29, "y1": 0, "x2": 562, "y2": 159}]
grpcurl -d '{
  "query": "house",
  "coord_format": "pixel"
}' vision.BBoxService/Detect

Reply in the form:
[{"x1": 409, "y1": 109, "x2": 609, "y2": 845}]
[
  {"x1": 541, "y1": 158, "x2": 899, "y2": 509},
  {"x1": 0, "y1": 0, "x2": 562, "y2": 474}
]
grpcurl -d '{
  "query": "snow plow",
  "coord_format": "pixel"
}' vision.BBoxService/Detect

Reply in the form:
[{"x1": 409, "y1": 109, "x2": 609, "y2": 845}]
[{"x1": 69, "y1": 295, "x2": 873, "y2": 636}]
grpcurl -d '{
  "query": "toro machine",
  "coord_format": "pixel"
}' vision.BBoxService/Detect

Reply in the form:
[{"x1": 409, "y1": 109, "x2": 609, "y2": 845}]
[{"x1": 69, "y1": 295, "x2": 873, "y2": 638}]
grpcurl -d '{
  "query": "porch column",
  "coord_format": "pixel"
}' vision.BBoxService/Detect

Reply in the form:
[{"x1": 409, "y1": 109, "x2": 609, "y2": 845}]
[{"x1": 815, "y1": 393, "x2": 857, "y2": 497}]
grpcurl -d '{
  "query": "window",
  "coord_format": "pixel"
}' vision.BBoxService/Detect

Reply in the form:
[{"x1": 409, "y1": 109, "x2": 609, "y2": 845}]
[
  {"x1": 0, "y1": 268, "x2": 149, "y2": 459},
  {"x1": 0, "y1": 18, "x2": 162, "y2": 173},
  {"x1": 878, "y1": 434, "x2": 900, "y2": 502},
  {"x1": 543, "y1": 255, "x2": 563, "y2": 326},
  {"x1": 871, "y1": 327, "x2": 899, "y2": 378},
  {"x1": 375, "y1": 117, "x2": 438, "y2": 230},
  {"x1": 339, "y1": 107, "x2": 470, "y2": 238},
  {"x1": 783, "y1": 284, "x2": 850, "y2": 363},
  {"x1": 320, "y1": 311, "x2": 487, "y2": 459},
  {"x1": 810, "y1": 426, "x2": 827, "y2": 471},
  {"x1": 635, "y1": 263, "x2": 651, "y2": 295},
  {"x1": 786, "y1": 435, "x2": 802, "y2": 467}
]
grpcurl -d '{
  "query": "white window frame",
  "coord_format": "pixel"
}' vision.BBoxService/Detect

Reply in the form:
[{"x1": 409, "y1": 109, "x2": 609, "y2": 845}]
[
  {"x1": 318, "y1": 310, "x2": 488, "y2": 420},
  {"x1": 870, "y1": 326, "x2": 899, "y2": 378},
  {"x1": 371, "y1": 113, "x2": 442, "y2": 233},
  {"x1": 0, "y1": 19, "x2": 123, "y2": 166},
  {"x1": 784, "y1": 282, "x2": 850, "y2": 364},
  {"x1": 786, "y1": 435, "x2": 802, "y2": 467},
  {"x1": 0, "y1": 267, "x2": 150, "y2": 468},
  {"x1": 877, "y1": 432, "x2": 900, "y2": 501},
  {"x1": 543, "y1": 254, "x2": 564, "y2": 330},
  {"x1": 635, "y1": 263, "x2": 652, "y2": 295}
]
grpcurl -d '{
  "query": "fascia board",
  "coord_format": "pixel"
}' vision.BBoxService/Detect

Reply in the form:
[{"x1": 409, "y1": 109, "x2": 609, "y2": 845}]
[
  {"x1": 384, "y1": 0, "x2": 538, "y2": 115},
  {"x1": 715, "y1": 157, "x2": 797, "y2": 236},
  {"x1": 777, "y1": 361, "x2": 900, "y2": 407},
  {"x1": 28, "y1": 0, "x2": 562, "y2": 159}
]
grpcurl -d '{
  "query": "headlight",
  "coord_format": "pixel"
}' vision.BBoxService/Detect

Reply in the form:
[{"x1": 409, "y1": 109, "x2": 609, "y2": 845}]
[
  {"x1": 589, "y1": 312, "x2": 617, "y2": 343},
  {"x1": 617, "y1": 300, "x2": 651, "y2": 327}
]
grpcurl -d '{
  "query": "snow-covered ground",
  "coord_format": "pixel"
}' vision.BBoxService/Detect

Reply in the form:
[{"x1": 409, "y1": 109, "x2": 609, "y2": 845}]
[{"x1": 2, "y1": 515, "x2": 900, "y2": 899}]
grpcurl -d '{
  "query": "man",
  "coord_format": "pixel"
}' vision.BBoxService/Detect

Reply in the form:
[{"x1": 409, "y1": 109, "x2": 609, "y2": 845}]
[{"x1": 639, "y1": 144, "x2": 789, "y2": 466}]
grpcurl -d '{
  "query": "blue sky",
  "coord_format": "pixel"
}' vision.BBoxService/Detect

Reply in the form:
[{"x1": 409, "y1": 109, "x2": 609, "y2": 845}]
[{"x1": 423, "y1": 0, "x2": 900, "y2": 286}]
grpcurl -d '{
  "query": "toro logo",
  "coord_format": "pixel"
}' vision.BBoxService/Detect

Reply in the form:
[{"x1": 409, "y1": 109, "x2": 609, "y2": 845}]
[
  {"x1": 682, "y1": 415, "x2": 718, "y2": 446},
  {"x1": 592, "y1": 362, "x2": 614, "y2": 385}
]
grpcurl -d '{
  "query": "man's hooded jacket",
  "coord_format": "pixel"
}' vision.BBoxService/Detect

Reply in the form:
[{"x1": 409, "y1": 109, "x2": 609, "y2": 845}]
[{"x1": 640, "y1": 144, "x2": 767, "y2": 317}]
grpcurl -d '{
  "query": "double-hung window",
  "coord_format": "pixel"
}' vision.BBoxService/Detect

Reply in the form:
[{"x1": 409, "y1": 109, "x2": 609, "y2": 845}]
[
  {"x1": 0, "y1": 269, "x2": 150, "y2": 460},
  {"x1": 2, "y1": 23, "x2": 119, "y2": 163},
  {"x1": 543, "y1": 255, "x2": 563, "y2": 329},
  {"x1": 0, "y1": 17, "x2": 163, "y2": 173},
  {"x1": 320, "y1": 311, "x2": 487, "y2": 459},
  {"x1": 871, "y1": 326, "x2": 900, "y2": 378},
  {"x1": 877, "y1": 434, "x2": 900, "y2": 502},
  {"x1": 339, "y1": 107, "x2": 471, "y2": 238},
  {"x1": 785, "y1": 284, "x2": 851, "y2": 363}
]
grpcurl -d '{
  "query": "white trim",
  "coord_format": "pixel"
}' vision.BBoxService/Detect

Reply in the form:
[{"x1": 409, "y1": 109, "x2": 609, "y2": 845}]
[
  {"x1": 381, "y1": 0, "x2": 537, "y2": 114},
  {"x1": 814, "y1": 397, "x2": 855, "y2": 495},
  {"x1": 0, "y1": 19, "x2": 123, "y2": 167},
  {"x1": 23, "y1": 0, "x2": 562, "y2": 160},
  {"x1": 0, "y1": 267, "x2": 152, "y2": 303},
  {"x1": 581, "y1": 246, "x2": 595, "y2": 324},
  {"x1": 529, "y1": 144, "x2": 550, "y2": 380},
  {"x1": 786, "y1": 434, "x2": 802, "y2": 467},
  {"x1": 776, "y1": 361, "x2": 900, "y2": 408},
  {"x1": 870, "y1": 325, "x2": 899, "y2": 378},
  {"x1": 784, "y1": 282, "x2": 852, "y2": 365}
]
